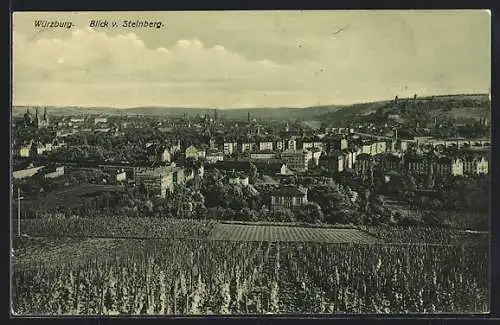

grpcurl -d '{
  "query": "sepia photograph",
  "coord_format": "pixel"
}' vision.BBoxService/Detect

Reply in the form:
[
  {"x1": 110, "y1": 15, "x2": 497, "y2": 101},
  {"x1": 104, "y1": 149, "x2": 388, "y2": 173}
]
[{"x1": 10, "y1": 10, "x2": 491, "y2": 315}]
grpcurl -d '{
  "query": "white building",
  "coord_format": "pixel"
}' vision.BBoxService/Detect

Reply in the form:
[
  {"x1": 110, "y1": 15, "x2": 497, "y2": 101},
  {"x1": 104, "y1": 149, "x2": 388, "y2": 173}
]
[
  {"x1": 275, "y1": 139, "x2": 285, "y2": 151},
  {"x1": 94, "y1": 117, "x2": 108, "y2": 124},
  {"x1": 476, "y1": 156, "x2": 489, "y2": 174},
  {"x1": 185, "y1": 145, "x2": 206, "y2": 159},
  {"x1": 451, "y1": 158, "x2": 464, "y2": 176},
  {"x1": 116, "y1": 169, "x2": 127, "y2": 183},
  {"x1": 287, "y1": 138, "x2": 297, "y2": 151},
  {"x1": 224, "y1": 142, "x2": 238, "y2": 155},
  {"x1": 44, "y1": 166, "x2": 65, "y2": 179},
  {"x1": 259, "y1": 141, "x2": 274, "y2": 152},
  {"x1": 250, "y1": 152, "x2": 277, "y2": 160},
  {"x1": 241, "y1": 142, "x2": 254, "y2": 153},
  {"x1": 13, "y1": 166, "x2": 45, "y2": 179},
  {"x1": 206, "y1": 150, "x2": 224, "y2": 164}
]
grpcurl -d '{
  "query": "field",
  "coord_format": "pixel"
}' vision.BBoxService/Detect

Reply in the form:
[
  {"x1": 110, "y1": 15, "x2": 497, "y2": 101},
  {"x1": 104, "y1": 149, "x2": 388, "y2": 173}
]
[
  {"x1": 15, "y1": 217, "x2": 215, "y2": 239},
  {"x1": 12, "y1": 238, "x2": 489, "y2": 315},
  {"x1": 16, "y1": 184, "x2": 125, "y2": 211},
  {"x1": 11, "y1": 218, "x2": 490, "y2": 315},
  {"x1": 211, "y1": 224, "x2": 379, "y2": 244}
]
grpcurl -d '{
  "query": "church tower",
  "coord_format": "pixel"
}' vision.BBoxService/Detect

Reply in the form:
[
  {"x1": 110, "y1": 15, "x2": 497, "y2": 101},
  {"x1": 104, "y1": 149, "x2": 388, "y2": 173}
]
[
  {"x1": 23, "y1": 108, "x2": 33, "y2": 127},
  {"x1": 35, "y1": 108, "x2": 40, "y2": 128},
  {"x1": 42, "y1": 107, "x2": 49, "y2": 127}
]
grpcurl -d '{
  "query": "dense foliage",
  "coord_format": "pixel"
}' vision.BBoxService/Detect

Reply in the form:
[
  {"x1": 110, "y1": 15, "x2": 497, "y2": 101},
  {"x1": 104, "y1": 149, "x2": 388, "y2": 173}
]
[{"x1": 12, "y1": 239, "x2": 489, "y2": 315}]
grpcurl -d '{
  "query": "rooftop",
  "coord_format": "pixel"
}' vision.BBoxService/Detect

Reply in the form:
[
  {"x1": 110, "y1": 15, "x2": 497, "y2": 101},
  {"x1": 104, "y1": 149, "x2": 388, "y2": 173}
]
[{"x1": 269, "y1": 185, "x2": 307, "y2": 198}]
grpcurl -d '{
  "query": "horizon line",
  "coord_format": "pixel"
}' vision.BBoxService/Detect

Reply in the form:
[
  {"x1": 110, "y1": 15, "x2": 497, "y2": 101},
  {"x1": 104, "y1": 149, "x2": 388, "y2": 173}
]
[{"x1": 12, "y1": 92, "x2": 490, "y2": 110}]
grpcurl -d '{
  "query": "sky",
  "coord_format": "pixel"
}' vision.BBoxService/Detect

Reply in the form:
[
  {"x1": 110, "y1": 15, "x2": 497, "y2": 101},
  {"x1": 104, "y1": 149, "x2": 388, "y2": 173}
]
[{"x1": 12, "y1": 10, "x2": 491, "y2": 108}]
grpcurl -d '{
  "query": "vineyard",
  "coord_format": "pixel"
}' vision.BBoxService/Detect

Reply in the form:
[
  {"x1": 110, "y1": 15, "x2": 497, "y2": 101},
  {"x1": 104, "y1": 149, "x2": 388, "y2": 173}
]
[
  {"x1": 359, "y1": 226, "x2": 490, "y2": 246},
  {"x1": 12, "y1": 238, "x2": 489, "y2": 315},
  {"x1": 14, "y1": 217, "x2": 490, "y2": 245},
  {"x1": 212, "y1": 224, "x2": 379, "y2": 243},
  {"x1": 14, "y1": 217, "x2": 216, "y2": 239}
]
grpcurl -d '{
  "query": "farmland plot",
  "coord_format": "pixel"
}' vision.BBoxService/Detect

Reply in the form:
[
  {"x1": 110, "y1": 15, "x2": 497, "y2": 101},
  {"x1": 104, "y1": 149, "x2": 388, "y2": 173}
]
[
  {"x1": 210, "y1": 224, "x2": 380, "y2": 244},
  {"x1": 12, "y1": 239, "x2": 489, "y2": 315}
]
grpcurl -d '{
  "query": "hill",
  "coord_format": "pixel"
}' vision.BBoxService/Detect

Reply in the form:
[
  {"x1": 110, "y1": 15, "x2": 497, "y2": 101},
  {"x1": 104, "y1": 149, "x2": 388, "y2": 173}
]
[
  {"x1": 12, "y1": 93, "x2": 489, "y2": 123},
  {"x1": 12, "y1": 105, "x2": 343, "y2": 120},
  {"x1": 316, "y1": 94, "x2": 490, "y2": 126}
]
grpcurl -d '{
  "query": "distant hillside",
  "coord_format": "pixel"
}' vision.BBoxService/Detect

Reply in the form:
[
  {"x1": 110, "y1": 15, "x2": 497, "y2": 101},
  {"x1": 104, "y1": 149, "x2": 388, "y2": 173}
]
[
  {"x1": 12, "y1": 105, "x2": 343, "y2": 120},
  {"x1": 12, "y1": 94, "x2": 489, "y2": 123},
  {"x1": 317, "y1": 94, "x2": 491, "y2": 126}
]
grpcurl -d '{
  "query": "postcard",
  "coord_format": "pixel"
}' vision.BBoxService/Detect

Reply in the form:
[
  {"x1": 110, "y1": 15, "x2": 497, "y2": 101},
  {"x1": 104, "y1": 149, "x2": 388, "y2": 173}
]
[{"x1": 11, "y1": 10, "x2": 491, "y2": 315}]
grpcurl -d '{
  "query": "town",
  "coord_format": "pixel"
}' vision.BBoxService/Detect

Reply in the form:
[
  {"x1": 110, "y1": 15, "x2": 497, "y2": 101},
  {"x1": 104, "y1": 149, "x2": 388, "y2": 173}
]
[{"x1": 12, "y1": 94, "x2": 490, "y2": 230}]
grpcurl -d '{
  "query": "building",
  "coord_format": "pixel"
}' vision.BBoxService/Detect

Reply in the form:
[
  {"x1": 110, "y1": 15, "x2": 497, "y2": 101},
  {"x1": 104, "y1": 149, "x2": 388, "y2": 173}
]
[
  {"x1": 16, "y1": 142, "x2": 33, "y2": 158},
  {"x1": 275, "y1": 139, "x2": 285, "y2": 151},
  {"x1": 185, "y1": 145, "x2": 206, "y2": 160},
  {"x1": 360, "y1": 140, "x2": 387, "y2": 156},
  {"x1": 228, "y1": 173, "x2": 250, "y2": 187},
  {"x1": 206, "y1": 149, "x2": 224, "y2": 164},
  {"x1": 211, "y1": 158, "x2": 287, "y2": 176},
  {"x1": 116, "y1": 169, "x2": 127, "y2": 184},
  {"x1": 463, "y1": 154, "x2": 490, "y2": 175},
  {"x1": 342, "y1": 149, "x2": 357, "y2": 170},
  {"x1": 184, "y1": 169, "x2": 195, "y2": 182},
  {"x1": 223, "y1": 141, "x2": 238, "y2": 155},
  {"x1": 475, "y1": 156, "x2": 489, "y2": 174},
  {"x1": 13, "y1": 166, "x2": 45, "y2": 179},
  {"x1": 258, "y1": 140, "x2": 274, "y2": 152},
  {"x1": 213, "y1": 160, "x2": 253, "y2": 174},
  {"x1": 287, "y1": 138, "x2": 298, "y2": 151},
  {"x1": 94, "y1": 117, "x2": 108, "y2": 124},
  {"x1": 451, "y1": 158, "x2": 464, "y2": 176},
  {"x1": 23, "y1": 108, "x2": 34, "y2": 128},
  {"x1": 361, "y1": 143, "x2": 372, "y2": 155},
  {"x1": 434, "y1": 157, "x2": 463, "y2": 176},
  {"x1": 51, "y1": 138, "x2": 66, "y2": 151},
  {"x1": 251, "y1": 159, "x2": 290, "y2": 176},
  {"x1": 173, "y1": 167, "x2": 186, "y2": 185},
  {"x1": 241, "y1": 142, "x2": 255, "y2": 153},
  {"x1": 250, "y1": 151, "x2": 277, "y2": 160},
  {"x1": 269, "y1": 185, "x2": 308, "y2": 210},
  {"x1": 44, "y1": 166, "x2": 65, "y2": 179},
  {"x1": 281, "y1": 149, "x2": 312, "y2": 172},
  {"x1": 134, "y1": 165, "x2": 176, "y2": 198},
  {"x1": 398, "y1": 139, "x2": 411, "y2": 152},
  {"x1": 35, "y1": 142, "x2": 53, "y2": 155},
  {"x1": 147, "y1": 145, "x2": 171, "y2": 163},
  {"x1": 373, "y1": 153, "x2": 402, "y2": 172},
  {"x1": 325, "y1": 136, "x2": 348, "y2": 152},
  {"x1": 331, "y1": 127, "x2": 352, "y2": 135},
  {"x1": 354, "y1": 153, "x2": 373, "y2": 177},
  {"x1": 168, "y1": 139, "x2": 182, "y2": 154},
  {"x1": 310, "y1": 149, "x2": 323, "y2": 167},
  {"x1": 209, "y1": 138, "x2": 217, "y2": 150},
  {"x1": 37, "y1": 108, "x2": 50, "y2": 128},
  {"x1": 372, "y1": 141, "x2": 387, "y2": 155},
  {"x1": 405, "y1": 154, "x2": 432, "y2": 175},
  {"x1": 302, "y1": 140, "x2": 324, "y2": 151},
  {"x1": 23, "y1": 107, "x2": 50, "y2": 128},
  {"x1": 70, "y1": 117, "x2": 85, "y2": 123},
  {"x1": 319, "y1": 150, "x2": 344, "y2": 173}
]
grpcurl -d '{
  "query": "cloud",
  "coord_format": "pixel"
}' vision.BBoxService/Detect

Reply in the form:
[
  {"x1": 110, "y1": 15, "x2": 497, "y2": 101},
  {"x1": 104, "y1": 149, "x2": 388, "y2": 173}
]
[
  {"x1": 12, "y1": 13, "x2": 490, "y2": 108},
  {"x1": 13, "y1": 28, "x2": 283, "y2": 85}
]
